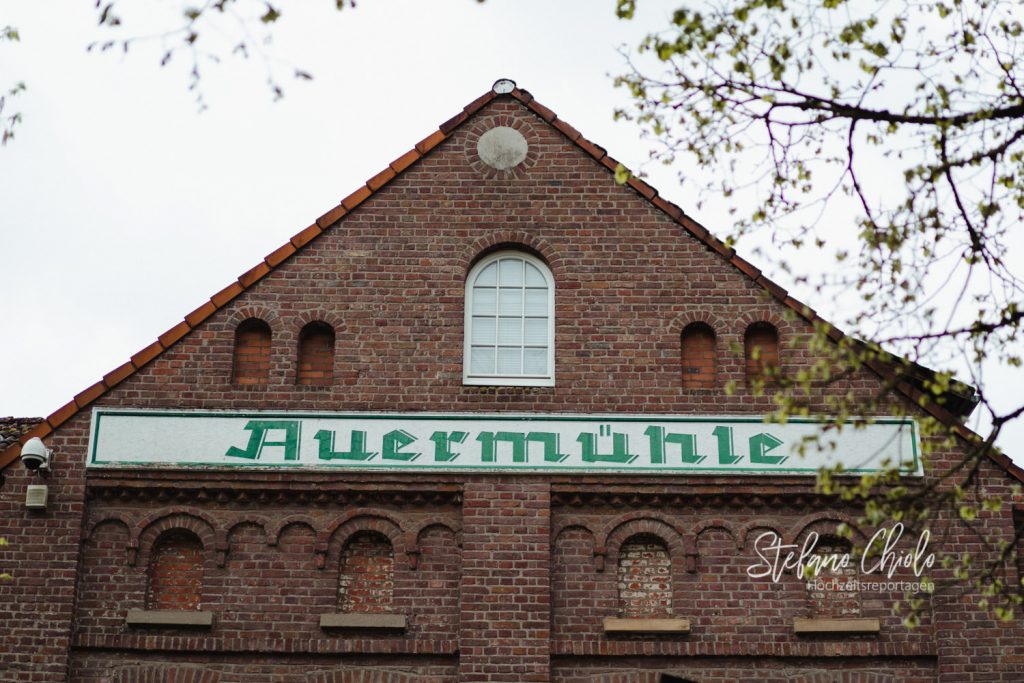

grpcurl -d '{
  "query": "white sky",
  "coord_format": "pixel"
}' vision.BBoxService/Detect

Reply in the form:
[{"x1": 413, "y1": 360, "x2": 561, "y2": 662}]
[{"x1": 1, "y1": 1, "x2": 1020, "y2": 461}]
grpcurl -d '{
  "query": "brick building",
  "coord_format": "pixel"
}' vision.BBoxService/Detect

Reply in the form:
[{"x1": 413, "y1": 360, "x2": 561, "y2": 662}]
[{"x1": 1, "y1": 80, "x2": 1023, "y2": 682}]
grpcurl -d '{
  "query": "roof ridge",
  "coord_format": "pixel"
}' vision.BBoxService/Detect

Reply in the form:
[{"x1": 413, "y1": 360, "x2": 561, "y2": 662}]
[{"x1": 3, "y1": 81, "x2": 1017, "y2": 484}]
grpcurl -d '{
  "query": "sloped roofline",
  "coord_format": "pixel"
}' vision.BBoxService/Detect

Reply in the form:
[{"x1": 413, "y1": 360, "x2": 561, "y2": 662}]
[{"x1": 2, "y1": 80, "x2": 1018, "y2": 481}]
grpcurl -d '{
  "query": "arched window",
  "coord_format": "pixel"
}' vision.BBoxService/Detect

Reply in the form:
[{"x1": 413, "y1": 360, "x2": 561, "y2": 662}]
[
  {"x1": 233, "y1": 318, "x2": 272, "y2": 385},
  {"x1": 744, "y1": 321, "x2": 779, "y2": 383},
  {"x1": 297, "y1": 321, "x2": 335, "y2": 385},
  {"x1": 617, "y1": 534, "x2": 672, "y2": 617},
  {"x1": 464, "y1": 251, "x2": 554, "y2": 386},
  {"x1": 681, "y1": 322, "x2": 716, "y2": 388},
  {"x1": 338, "y1": 532, "x2": 394, "y2": 613},
  {"x1": 146, "y1": 530, "x2": 204, "y2": 611}
]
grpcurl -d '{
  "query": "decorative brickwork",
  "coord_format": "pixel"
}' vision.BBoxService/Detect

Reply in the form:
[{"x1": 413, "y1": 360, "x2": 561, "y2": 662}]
[
  {"x1": 744, "y1": 321, "x2": 780, "y2": 383},
  {"x1": 146, "y1": 531, "x2": 204, "y2": 611},
  {"x1": 338, "y1": 532, "x2": 395, "y2": 613},
  {"x1": 231, "y1": 318, "x2": 271, "y2": 384},
  {"x1": 617, "y1": 534, "x2": 672, "y2": 618},
  {"x1": 297, "y1": 322, "x2": 335, "y2": 385},
  {"x1": 680, "y1": 322, "x2": 716, "y2": 389}
]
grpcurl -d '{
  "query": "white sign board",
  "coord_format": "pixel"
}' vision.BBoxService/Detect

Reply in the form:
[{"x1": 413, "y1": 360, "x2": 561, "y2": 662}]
[{"x1": 87, "y1": 409, "x2": 922, "y2": 476}]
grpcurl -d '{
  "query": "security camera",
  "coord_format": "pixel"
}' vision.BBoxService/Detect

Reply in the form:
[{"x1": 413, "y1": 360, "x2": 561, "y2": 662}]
[{"x1": 20, "y1": 437, "x2": 51, "y2": 473}]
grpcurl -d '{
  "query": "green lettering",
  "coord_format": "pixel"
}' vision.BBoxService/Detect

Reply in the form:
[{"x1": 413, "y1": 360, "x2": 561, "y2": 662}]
[
  {"x1": 430, "y1": 430, "x2": 468, "y2": 462},
  {"x1": 577, "y1": 427, "x2": 637, "y2": 464},
  {"x1": 315, "y1": 429, "x2": 376, "y2": 461},
  {"x1": 644, "y1": 425, "x2": 706, "y2": 465},
  {"x1": 476, "y1": 431, "x2": 528, "y2": 463},
  {"x1": 526, "y1": 432, "x2": 568, "y2": 463},
  {"x1": 382, "y1": 429, "x2": 419, "y2": 462},
  {"x1": 749, "y1": 433, "x2": 786, "y2": 465},
  {"x1": 713, "y1": 425, "x2": 742, "y2": 465},
  {"x1": 226, "y1": 420, "x2": 301, "y2": 461}
]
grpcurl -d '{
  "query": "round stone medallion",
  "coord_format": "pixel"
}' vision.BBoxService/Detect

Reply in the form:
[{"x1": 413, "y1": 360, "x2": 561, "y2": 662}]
[{"x1": 476, "y1": 126, "x2": 528, "y2": 171}]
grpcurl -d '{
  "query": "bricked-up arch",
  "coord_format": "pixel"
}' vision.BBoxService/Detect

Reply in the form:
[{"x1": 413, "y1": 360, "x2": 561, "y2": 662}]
[
  {"x1": 744, "y1": 321, "x2": 780, "y2": 383},
  {"x1": 146, "y1": 530, "x2": 204, "y2": 610},
  {"x1": 306, "y1": 671, "x2": 423, "y2": 683},
  {"x1": 804, "y1": 535, "x2": 861, "y2": 618},
  {"x1": 232, "y1": 318, "x2": 272, "y2": 384},
  {"x1": 297, "y1": 321, "x2": 335, "y2": 385},
  {"x1": 113, "y1": 664, "x2": 222, "y2": 683},
  {"x1": 617, "y1": 534, "x2": 673, "y2": 617},
  {"x1": 338, "y1": 531, "x2": 395, "y2": 613},
  {"x1": 680, "y1": 322, "x2": 717, "y2": 388}
]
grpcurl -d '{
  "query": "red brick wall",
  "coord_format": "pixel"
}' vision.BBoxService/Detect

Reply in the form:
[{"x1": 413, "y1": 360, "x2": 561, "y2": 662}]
[
  {"x1": 617, "y1": 535, "x2": 672, "y2": 617},
  {"x1": 680, "y1": 323, "x2": 716, "y2": 389},
  {"x1": 744, "y1": 321, "x2": 780, "y2": 382},
  {"x1": 339, "y1": 532, "x2": 394, "y2": 613},
  {"x1": 146, "y1": 530, "x2": 204, "y2": 610},
  {"x1": 805, "y1": 537, "x2": 861, "y2": 618},
  {"x1": 297, "y1": 322, "x2": 335, "y2": 385},
  {"x1": 232, "y1": 318, "x2": 271, "y2": 384},
  {"x1": 1, "y1": 95, "x2": 1022, "y2": 682}
]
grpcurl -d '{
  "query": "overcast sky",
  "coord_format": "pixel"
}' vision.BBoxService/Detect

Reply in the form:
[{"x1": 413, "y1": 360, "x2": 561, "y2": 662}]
[{"x1": 2, "y1": 1, "x2": 1020, "y2": 461}]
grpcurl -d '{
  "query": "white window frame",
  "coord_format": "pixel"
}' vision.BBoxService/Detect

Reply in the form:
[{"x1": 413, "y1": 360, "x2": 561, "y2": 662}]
[{"x1": 463, "y1": 250, "x2": 555, "y2": 387}]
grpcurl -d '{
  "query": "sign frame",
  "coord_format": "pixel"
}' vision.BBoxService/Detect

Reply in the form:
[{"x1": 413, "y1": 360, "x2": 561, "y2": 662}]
[{"x1": 86, "y1": 408, "x2": 922, "y2": 476}]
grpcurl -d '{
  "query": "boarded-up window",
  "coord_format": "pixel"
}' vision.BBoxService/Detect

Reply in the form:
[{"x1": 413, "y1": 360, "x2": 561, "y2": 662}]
[
  {"x1": 146, "y1": 531, "x2": 204, "y2": 610},
  {"x1": 233, "y1": 318, "x2": 272, "y2": 384},
  {"x1": 617, "y1": 534, "x2": 672, "y2": 617},
  {"x1": 745, "y1": 321, "x2": 779, "y2": 383},
  {"x1": 339, "y1": 532, "x2": 394, "y2": 613},
  {"x1": 297, "y1": 322, "x2": 335, "y2": 385},
  {"x1": 681, "y1": 322, "x2": 716, "y2": 388}
]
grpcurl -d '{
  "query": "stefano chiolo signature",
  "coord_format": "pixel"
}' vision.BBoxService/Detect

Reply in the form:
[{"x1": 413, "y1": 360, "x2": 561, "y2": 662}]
[{"x1": 746, "y1": 523, "x2": 935, "y2": 582}]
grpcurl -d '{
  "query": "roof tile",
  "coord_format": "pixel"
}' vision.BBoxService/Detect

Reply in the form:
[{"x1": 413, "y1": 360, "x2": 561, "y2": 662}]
[
  {"x1": 290, "y1": 224, "x2": 322, "y2": 250},
  {"x1": 211, "y1": 282, "x2": 245, "y2": 307},
  {"x1": 46, "y1": 401, "x2": 78, "y2": 430},
  {"x1": 525, "y1": 99, "x2": 556, "y2": 122},
  {"x1": 130, "y1": 340, "x2": 165, "y2": 368},
  {"x1": 415, "y1": 130, "x2": 447, "y2": 155},
  {"x1": 389, "y1": 149, "x2": 421, "y2": 174},
  {"x1": 439, "y1": 110, "x2": 469, "y2": 134},
  {"x1": 785, "y1": 296, "x2": 816, "y2": 319},
  {"x1": 627, "y1": 177, "x2": 658, "y2": 201},
  {"x1": 316, "y1": 204, "x2": 347, "y2": 229},
  {"x1": 511, "y1": 88, "x2": 534, "y2": 105},
  {"x1": 185, "y1": 301, "x2": 218, "y2": 328},
  {"x1": 731, "y1": 256, "x2": 762, "y2": 281},
  {"x1": 341, "y1": 186, "x2": 372, "y2": 212},
  {"x1": 158, "y1": 321, "x2": 191, "y2": 349},
  {"x1": 367, "y1": 167, "x2": 397, "y2": 191},
  {"x1": 679, "y1": 216, "x2": 710, "y2": 241},
  {"x1": 652, "y1": 196, "x2": 684, "y2": 222},
  {"x1": 0, "y1": 417, "x2": 44, "y2": 453},
  {"x1": 755, "y1": 275, "x2": 788, "y2": 302},
  {"x1": 102, "y1": 361, "x2": 136, "y2": 390},
  {"x1": 599, "y1": 156, "x2": 620, "y2": 173},
  {"x1": 263, "y1": 244, "x2": 296, "y2": 269},
  {"x1": 74, "y1": 381, "x2": 106, "y2": 409},
  {"x1": 552, "y1": 118, "x2": 582, "y2": 142},
  {"x1": 575, "y1": 137, "x2": 606, "y2": 160},
  {"x1": 238, "y1": 262, "x2": 272, "y2": 288},
  {"x1": 21, "y1": 421, "x2": 52, "y2": 444},
  {"x1": 463, "y1": 90, "x2": 496, "y2": 114}
]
